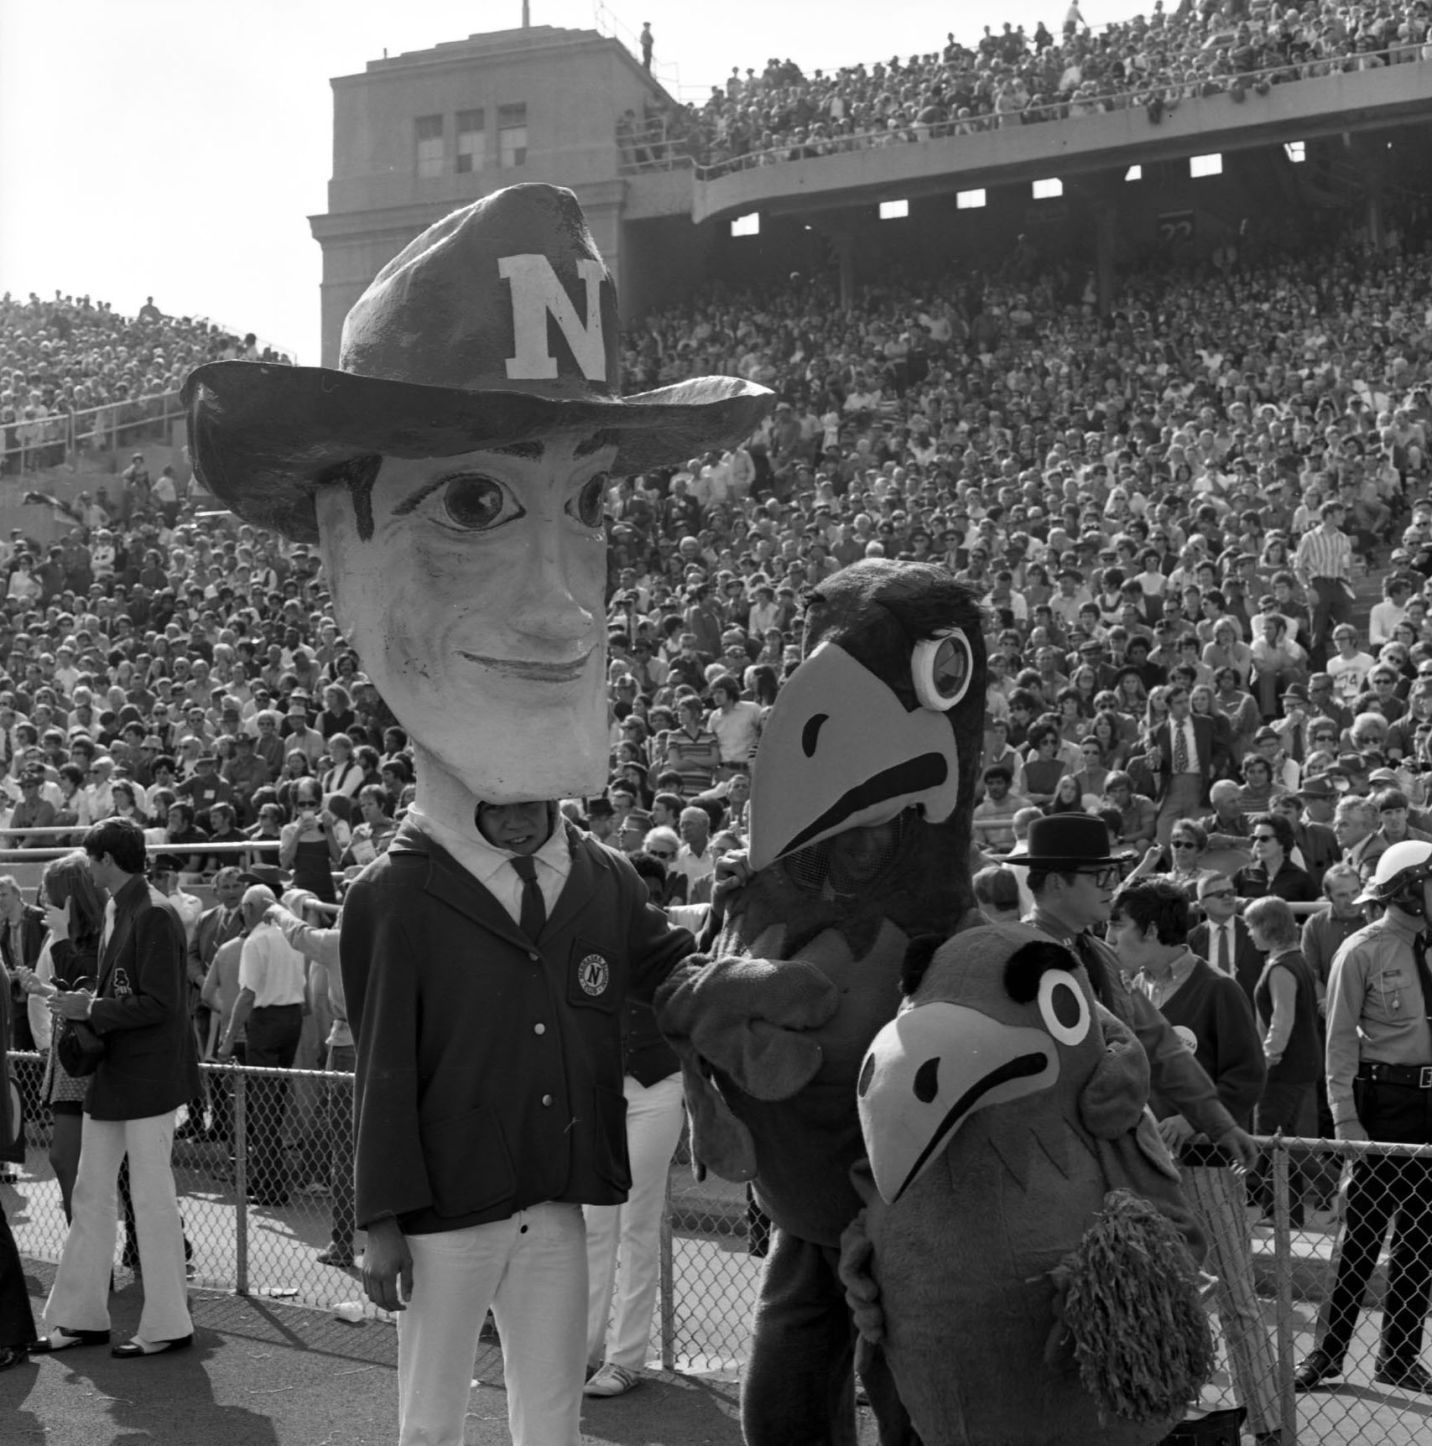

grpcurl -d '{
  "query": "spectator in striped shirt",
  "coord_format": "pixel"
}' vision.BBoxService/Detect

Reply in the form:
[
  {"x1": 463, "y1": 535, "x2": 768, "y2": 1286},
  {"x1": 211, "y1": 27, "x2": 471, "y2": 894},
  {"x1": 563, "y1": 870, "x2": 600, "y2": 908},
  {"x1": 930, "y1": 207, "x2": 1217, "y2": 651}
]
[
  {"x1": 1293, "y1": 502, "x2": 1355, "y2": 671},
  {"x1": 663, "y1": 695, "x2": 721, "y2": 796}
]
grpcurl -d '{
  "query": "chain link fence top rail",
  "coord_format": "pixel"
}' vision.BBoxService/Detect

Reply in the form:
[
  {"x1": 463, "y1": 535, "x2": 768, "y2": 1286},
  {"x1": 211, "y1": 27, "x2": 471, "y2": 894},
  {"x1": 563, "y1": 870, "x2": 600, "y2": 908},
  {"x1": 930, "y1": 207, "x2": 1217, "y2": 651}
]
[{"x1": 10, "y1": 1058, "x2": 1432, "y2": 1437}]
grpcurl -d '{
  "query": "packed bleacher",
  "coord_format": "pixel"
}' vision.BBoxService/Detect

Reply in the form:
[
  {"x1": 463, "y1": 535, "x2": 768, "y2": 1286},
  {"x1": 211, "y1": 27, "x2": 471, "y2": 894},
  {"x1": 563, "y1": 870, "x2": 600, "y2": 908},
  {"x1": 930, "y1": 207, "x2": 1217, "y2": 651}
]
[
  {"x1": 620, "y1": 0, "x2": 1432, "y2": 173},
  {"x1": 0, "y1": 291, "x2": 290, "y2": 473}
]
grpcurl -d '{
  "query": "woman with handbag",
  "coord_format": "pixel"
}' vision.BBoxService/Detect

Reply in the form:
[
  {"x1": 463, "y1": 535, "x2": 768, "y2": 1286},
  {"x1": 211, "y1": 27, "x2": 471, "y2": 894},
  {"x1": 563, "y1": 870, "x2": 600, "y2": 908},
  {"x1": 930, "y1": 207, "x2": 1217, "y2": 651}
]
[
  {"x1": 16, "y1": 852, "x2": 108, "y2": 1221},
  {"x1": 29, "y1": 819, "x2": 199, "y2": 1360}
]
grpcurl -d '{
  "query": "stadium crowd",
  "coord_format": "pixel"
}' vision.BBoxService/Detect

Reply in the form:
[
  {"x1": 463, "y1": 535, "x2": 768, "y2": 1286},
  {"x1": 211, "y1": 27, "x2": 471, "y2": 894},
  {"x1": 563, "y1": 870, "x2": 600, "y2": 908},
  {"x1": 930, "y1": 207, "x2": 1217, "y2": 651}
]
[
  {"x1": 1, "y1": 151, "x2": 1432, "y2": 1414},
  {"x1": 622, "y1": 0, "x2": 1432, "y2": 173},
  {"x1": 1, "y1": 291, "x2": 290, "y2": 475}
]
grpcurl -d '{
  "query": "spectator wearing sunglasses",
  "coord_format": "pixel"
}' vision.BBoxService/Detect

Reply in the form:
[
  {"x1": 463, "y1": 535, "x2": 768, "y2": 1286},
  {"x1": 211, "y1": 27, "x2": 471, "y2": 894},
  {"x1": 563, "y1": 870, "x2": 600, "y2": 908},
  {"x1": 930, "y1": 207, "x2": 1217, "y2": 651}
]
[{"x1": 1234, "y1": 814, "x2": 1317, "y2": 904}]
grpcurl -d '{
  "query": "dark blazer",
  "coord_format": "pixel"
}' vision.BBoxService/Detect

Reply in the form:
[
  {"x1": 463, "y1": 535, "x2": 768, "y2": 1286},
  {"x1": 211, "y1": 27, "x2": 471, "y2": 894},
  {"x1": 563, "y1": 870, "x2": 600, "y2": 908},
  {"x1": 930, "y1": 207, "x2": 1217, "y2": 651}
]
[
  {"x1": 188, "y1": 903, "x2": 244, "y2": 990},
  {"x1": 341, "y1": 820, "x2": 695, "y2": 1236},
  {"x1": 85, "y1": 873, "x2": 200, "y2": 1120},
  {"x1": 1189, "y1": 915, "x2": 1264, "y2": 1006},
  {"x1": 1152, "y1": 716, "x2": 1218, "y2": 805}
]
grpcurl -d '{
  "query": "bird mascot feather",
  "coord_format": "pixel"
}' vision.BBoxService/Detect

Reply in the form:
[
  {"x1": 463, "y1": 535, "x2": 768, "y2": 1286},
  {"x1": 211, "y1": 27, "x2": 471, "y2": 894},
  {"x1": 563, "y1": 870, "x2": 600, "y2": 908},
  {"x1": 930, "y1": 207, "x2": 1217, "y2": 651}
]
[
  {"x1": 847, "y1": 923, "x2": 1213, "y2": 1446},
  {"x1": 656, "y1": 559, "x2": 989, "y2": 1445}
]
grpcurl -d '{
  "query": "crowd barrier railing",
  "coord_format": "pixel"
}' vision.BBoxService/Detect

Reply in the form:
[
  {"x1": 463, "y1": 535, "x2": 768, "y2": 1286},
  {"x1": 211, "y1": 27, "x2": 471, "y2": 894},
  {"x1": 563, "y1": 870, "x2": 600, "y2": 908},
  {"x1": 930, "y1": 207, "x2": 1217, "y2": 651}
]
[
  {"x1": 0, "y1": 390, "x2": 187, "y2": 476},
  {"x1": 618, "y1": 45, "x2": 1431, "y2": 177},
  {"x1": 9, "y1": 1061, "x2": 1432, "y2": 1424}
]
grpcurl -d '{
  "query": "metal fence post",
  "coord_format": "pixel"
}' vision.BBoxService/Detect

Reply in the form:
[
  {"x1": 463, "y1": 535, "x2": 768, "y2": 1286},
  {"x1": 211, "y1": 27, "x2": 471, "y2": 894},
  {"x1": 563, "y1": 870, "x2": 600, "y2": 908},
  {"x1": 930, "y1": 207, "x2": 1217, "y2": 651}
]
[
  {"x1": 659, "y1": 1176, "x2": 675, "y2": 1371},
  {"x1": 1271, "y1": 1135, "x2": 1297, "y2": 1445},
  {"x1": 233, "y1": 1066, "x2": 249, "y2": 1296}
]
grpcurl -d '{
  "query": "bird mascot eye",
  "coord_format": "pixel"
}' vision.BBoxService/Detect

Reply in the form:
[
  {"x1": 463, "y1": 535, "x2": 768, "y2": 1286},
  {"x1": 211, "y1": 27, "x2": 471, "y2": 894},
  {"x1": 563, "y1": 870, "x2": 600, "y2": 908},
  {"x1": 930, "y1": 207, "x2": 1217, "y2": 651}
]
[
  {"x1": 911, "y1": 629, "x2": 974, "y2": 712},
  {"x1": 1037, "y1": 969, "x2": 1091, "y2": 1046}
]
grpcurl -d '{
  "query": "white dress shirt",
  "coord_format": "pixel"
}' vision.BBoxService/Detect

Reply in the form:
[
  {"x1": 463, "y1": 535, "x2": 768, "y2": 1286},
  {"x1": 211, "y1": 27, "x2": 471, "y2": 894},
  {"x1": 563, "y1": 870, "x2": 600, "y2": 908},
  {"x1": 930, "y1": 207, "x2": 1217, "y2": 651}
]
[{"x1": 237, "y1": 922, "x2": 308, "y2": 1007}]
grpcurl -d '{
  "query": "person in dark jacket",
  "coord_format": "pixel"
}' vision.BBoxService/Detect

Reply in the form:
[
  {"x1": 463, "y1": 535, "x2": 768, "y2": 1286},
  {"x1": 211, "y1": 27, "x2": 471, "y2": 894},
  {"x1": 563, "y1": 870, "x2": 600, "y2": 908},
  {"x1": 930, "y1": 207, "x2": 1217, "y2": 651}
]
[
  {"x1": 0, "y1": 941, "x2": 37, "y2": 1368},
  {"x1": 343, "y1": 802, "x2": 694, "y2": 1446},
  {"x1": 1109, "y1": 878, "x2": 1279, "y2": 1442},
  {"x1": 31, "y1": 818, "x2": 199, "y2": 1359}
]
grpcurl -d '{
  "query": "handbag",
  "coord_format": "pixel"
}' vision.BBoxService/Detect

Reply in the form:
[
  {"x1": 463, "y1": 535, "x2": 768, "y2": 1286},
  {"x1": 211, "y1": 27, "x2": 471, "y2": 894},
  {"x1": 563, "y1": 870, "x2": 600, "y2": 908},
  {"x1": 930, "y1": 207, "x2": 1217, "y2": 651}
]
[
  {"x1": 57, "y1": 1016, "x2": 105, "y2": 1077},
  {"x1": 55, "y1": 978, "x2": 104, "y2": 1078}
]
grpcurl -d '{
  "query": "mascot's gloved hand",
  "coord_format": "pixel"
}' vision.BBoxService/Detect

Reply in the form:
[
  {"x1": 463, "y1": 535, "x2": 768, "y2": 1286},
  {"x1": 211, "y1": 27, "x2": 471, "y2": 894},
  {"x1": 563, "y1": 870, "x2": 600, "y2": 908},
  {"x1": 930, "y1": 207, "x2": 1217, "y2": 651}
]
[
  {"x1": 1077, "y1": 1003, "x2": 1151, "y2": 1139},
  {"x1": 674, "y1": 1055, "x2": 758, "y2": 1184},
  {"x1": 656, "y1": 954, "x2": 840, "y2": 1100},
  {"x1": 839, "y1": 1160, "x2": 885, "y2": 1344}
]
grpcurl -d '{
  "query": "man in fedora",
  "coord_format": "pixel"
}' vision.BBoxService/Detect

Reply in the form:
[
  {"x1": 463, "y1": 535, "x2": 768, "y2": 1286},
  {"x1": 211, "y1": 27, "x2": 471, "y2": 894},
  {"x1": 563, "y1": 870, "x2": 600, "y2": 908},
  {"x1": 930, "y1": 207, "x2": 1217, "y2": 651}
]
[
  {"x1": 185, "y1": 183, "x2": 769, "y2": 1446},
  {"x1": 1007, "y1": 814, "x2": 1258, "y2": 1172}
]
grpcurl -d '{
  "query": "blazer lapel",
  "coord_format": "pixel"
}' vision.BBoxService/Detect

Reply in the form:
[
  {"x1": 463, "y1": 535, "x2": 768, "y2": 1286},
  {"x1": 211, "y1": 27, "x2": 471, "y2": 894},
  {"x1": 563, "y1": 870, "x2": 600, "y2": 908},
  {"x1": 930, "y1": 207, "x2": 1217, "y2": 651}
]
[
  {"x1": 545, "y1": 828, "x2": 597, "y2": 941},
  {"x1": 400, "y1": 829, "x2": 533, "y2": 953}
]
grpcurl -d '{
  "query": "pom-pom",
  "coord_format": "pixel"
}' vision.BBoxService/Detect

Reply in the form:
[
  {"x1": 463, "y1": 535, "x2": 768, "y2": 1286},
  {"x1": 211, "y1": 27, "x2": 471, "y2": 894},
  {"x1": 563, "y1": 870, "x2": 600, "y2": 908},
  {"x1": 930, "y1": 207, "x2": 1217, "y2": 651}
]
[{"x1": 1056, "y1": 1188, "x2": 1214, "y2": 1423}]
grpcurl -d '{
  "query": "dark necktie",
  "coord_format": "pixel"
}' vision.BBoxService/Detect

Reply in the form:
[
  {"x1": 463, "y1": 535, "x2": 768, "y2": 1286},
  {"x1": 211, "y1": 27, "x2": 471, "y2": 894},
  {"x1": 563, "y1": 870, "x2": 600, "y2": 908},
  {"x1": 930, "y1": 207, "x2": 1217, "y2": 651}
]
[
  {"x1": 510, "y1": 855, "x2": 546, "y2": 941},
  {"x1": 1411, "y1": 932, "x2": 1432, "y2": 1029}
]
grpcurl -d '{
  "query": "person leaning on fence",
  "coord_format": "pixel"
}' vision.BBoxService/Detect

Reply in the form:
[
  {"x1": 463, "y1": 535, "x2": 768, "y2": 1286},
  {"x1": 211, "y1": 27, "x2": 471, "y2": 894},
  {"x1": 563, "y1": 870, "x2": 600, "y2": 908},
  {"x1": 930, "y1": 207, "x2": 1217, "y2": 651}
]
[
  {"x1": 263, "y1": 888, "x2": 356, "y2": 1270},
  {"x1": 31, "y1": 817, "x2": 198, "y2": 1359},
  {"x1": 1295, "y1": 840, "x2": 1432, "y2": 1396},
  {"x1": 1108, "y1": 878, "x2": 1282, "y2": 1445},
  {"x1": 1243, "y1": 895, "x2": 1322, "y2": 1229}
]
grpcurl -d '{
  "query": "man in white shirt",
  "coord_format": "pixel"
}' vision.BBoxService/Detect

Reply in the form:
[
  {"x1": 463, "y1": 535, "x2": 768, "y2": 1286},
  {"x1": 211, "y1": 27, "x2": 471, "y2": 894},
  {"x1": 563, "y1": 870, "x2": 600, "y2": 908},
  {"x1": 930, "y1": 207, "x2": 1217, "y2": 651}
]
[
  {"x1": 216, "y1": 885, "x2": 308, "y2": 1206},
  {"x1": 1324, "y1": 624, "x2": 1377, "y2": 704},
  {"x1": 708, "y1": 677, "x2": 762, "y2": 772},
  {"x1": 671, "y1": 806, "x2": 717, "y2": 899}
]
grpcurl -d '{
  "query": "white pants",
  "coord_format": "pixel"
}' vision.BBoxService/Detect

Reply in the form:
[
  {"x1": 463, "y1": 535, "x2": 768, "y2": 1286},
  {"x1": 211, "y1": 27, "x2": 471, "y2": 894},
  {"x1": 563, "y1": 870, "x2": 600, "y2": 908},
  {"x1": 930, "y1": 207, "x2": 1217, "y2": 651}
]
[
  {"x1": 44, "y1": 1110, "x2": 191, "y2": 1344},
  {"x1": 398, "y1": 1202, "x2": 586, "y2": 1446},
  {"x1": 584, "y1": 1072, "x2": 685, "y2": 1370}
]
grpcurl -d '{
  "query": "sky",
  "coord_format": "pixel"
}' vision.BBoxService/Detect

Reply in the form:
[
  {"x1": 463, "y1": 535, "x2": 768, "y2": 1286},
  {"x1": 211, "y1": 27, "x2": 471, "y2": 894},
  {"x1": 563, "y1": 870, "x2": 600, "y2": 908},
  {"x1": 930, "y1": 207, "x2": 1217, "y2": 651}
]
[{"x1": 0, "y1": 0, "x2": 1136, "y2": 364}]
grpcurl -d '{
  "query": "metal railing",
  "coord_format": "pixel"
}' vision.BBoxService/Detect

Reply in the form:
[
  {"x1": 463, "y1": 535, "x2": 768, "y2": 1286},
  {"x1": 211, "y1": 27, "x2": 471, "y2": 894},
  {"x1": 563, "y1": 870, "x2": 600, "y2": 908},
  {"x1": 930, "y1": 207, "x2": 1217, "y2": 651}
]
[
  {"x1": 0, "y1": 390, "x2": 187, "y2": 475},
  {"x1": 10, "y1": 1063, "x2": 1432, "y2": 1427},
  {"x1": 618, "y1": 45, "x2": 1431, "y2": 178}
]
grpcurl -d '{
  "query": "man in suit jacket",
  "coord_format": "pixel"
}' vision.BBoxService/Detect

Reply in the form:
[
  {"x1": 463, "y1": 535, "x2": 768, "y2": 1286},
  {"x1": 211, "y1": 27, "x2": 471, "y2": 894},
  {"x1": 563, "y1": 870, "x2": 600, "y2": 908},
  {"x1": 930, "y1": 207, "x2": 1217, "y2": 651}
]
[
  {"x1": 1151, "y1": 684, "x2": 1219, "y2": 848},
  {"x1": 0, "y1": 876, "x2": 45, "y2": 1053},
  {"x1": 178, "y1": 867, "x2": 247, "y2": 1141},
  {"x1": 35, "y1": 818, "x2": 198, "y2": 1358},
  {"x1": 1189, "y1": 873, "x2": 1265, "y2": 1004},
  {"x1": 342, "y1": 801, "x2": 694, "y2": 1446}
]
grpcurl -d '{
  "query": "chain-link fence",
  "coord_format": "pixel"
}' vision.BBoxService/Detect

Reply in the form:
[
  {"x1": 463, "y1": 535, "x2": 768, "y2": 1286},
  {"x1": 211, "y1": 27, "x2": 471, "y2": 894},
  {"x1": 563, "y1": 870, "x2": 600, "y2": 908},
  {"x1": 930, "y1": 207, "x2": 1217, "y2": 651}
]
[{"x1": 11, "y1": 1058, "x2": 1432, "y2": 1434}]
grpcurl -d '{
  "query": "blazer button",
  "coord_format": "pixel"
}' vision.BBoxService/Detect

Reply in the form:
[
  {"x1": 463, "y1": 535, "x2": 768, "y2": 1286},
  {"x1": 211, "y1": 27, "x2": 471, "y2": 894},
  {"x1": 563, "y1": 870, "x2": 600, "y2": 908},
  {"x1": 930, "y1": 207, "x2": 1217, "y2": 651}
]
[
  {"x1": 528, "y1": 951, "x2": 541, "y2": 963},
  {"x1": 541, "y1": 1094, "x2": 553, "y2": 1106},
  {"x1": 533, "y1": 1023, "x2": 546, "y2": 1035}
]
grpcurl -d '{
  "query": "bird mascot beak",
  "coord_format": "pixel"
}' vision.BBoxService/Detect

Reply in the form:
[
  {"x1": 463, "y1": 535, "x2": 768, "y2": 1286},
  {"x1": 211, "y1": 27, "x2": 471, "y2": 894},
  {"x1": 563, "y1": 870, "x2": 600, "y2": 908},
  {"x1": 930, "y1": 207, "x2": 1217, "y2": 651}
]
[
  {"x1": 858, "y1": 1003, "x2": 1057, "y2": 1204},
  {"x1": 747, "y1": 641, "x2": 962, "y2": 870}
]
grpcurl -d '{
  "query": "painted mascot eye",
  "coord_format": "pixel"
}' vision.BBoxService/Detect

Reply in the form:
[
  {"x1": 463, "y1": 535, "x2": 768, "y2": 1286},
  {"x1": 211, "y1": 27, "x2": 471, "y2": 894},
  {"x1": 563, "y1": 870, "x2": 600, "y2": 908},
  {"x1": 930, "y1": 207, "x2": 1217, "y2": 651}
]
[
  {"x1": 438, "y1": 475, "x2": 522, "y2": 532},
  {"x1": 569, "y1": 472, "x2": 609, "y2": 528},
  {"x1": 911, "y1": 629, "x2": 974, "y2": 712},
  {"x1": 1037, "y1": 969, "x2": 1091, "y2": 1047}
]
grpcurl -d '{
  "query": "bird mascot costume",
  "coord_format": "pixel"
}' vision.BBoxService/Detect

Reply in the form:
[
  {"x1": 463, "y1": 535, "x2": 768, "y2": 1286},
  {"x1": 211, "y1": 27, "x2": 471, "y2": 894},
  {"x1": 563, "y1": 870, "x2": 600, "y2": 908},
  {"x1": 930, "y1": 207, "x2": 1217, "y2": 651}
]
[
  {"x1": 850, "y1": 923, "x2": 1213, "y2": 1446},
  {"x1": 657, "y1": 559, "x2": 989, "y2": 1445}
]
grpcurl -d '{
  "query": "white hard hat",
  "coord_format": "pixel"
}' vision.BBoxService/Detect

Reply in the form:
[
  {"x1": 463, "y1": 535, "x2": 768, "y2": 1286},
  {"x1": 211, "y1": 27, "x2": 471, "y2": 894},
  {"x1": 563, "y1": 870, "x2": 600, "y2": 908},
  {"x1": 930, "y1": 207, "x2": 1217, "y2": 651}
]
[{"x1": 1355, "y1": 840, "x2": 1432, "y2": 908}]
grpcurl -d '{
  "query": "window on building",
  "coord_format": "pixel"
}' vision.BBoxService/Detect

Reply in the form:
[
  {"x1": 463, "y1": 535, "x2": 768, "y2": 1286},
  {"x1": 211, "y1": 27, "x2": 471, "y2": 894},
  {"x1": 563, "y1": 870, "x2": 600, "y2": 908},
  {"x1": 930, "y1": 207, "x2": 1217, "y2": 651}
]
[
  {"x1": 457, "y1": 110, "x2": 487, "y2": 174},
  {"x1": 498, "y1": 104, "x2": 527, "y2": 169},
  {"x1": 415, "y1": 115, "x2": 443, "y2": 178}
]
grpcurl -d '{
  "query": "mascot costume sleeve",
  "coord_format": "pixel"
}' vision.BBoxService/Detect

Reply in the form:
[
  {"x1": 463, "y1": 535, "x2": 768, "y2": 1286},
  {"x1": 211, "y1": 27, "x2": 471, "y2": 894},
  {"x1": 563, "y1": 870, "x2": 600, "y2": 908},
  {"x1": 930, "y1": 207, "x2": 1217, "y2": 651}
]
[
  {"x1": 848, "y1": 923, "x2": 1212, "y2": 1446},
  {"x1": 656, "y1": 559, "x2": 989, "y2": 1446}
]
